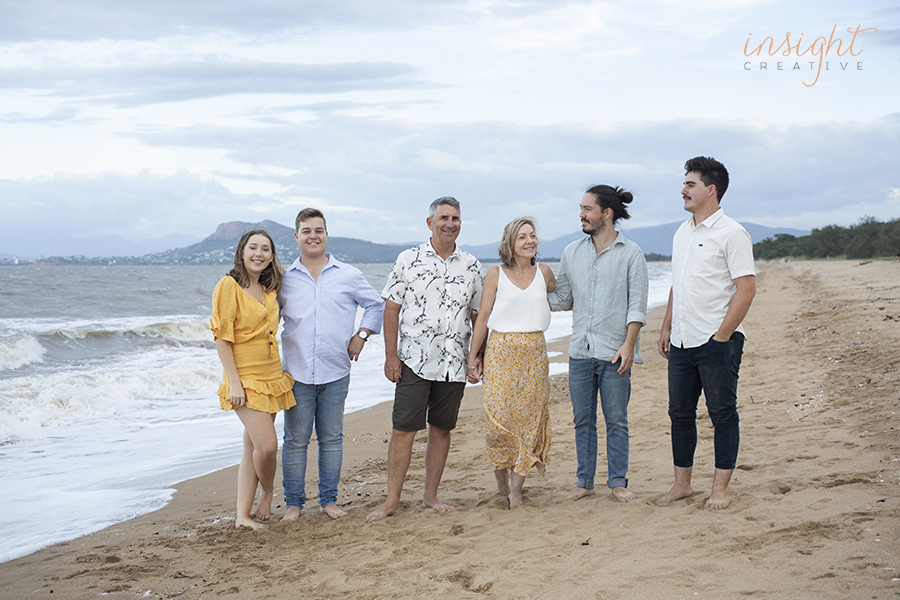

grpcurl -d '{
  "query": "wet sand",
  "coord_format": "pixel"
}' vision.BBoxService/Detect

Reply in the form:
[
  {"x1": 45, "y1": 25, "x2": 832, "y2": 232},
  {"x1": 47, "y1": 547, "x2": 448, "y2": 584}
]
[{"x1": 1, "y1": 259, "x2": 898, "y2": 599}]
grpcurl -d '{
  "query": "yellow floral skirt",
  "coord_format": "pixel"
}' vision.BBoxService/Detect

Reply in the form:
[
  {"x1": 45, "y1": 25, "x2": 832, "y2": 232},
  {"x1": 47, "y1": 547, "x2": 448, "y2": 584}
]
[{"x1": 482, "y1": 331, "x2": 550, "y2": 476}]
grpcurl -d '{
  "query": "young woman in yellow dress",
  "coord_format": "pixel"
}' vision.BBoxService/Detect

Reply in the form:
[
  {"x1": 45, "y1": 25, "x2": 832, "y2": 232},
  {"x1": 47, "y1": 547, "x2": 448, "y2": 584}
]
[
  {"x1": 467, "y1": 217, "x2": 555, "y2": 509},
  {"x1": 210, "y1": 229, "x2": 296, "y2": 530}
]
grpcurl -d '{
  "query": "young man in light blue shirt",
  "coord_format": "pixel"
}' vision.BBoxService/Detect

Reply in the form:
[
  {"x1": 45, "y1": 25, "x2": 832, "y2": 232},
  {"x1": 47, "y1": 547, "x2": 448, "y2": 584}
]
[{"x1": 279, "y1": 208, "x2": 385, "y2": 520}]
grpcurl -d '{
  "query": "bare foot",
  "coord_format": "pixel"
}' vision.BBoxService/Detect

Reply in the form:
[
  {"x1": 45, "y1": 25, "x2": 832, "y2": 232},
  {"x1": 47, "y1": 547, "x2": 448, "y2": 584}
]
[
  {"x1": 236, "y1": 516, "x2": 266, "y2": 531},
  {"x1": 366, "y1": 499, "x2": 399, "y2": 522},
  {"x1": 252, "y1": 493, "x2": 272, "y2": 521},
  {"x1": 611, "y1": 487, "x2": 637, "y2": 502},
  {"x1": 508, "y1": 492, "x2": 523, "y2": 510},
  {"x1": 706, "y1": 468, "x2": 733, "y2": 509},
  {"x1": 321, "y1": 503, "x2": 348, "y2": 519},
  {"x1": 705, "y1": 490, "x2": 731, "y2": 509},
  {"x1": 659, "y1": 482, "x2": 694, "y2": 505},
  {"x1": 494, "y1": 468, "x2": 510, "y2": 496},
  {"x1": 281, "y1": 506, "x2": 302, "y2": 522},
  {"x1": 423, "y1": 496, "x2": 455, "y2": 513},
  {"x1": 565, "y1": 486, "x2": 595, "y2": 501}
]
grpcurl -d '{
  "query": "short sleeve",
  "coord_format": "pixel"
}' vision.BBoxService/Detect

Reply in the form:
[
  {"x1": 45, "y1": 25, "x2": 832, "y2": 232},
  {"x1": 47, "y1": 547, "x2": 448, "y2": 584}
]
[
  {"x1": 210, "y1": 277, "x2": 237, "y2": 343},
  {"x1": 469, "y1": 260, "x2": 483, "y2": 314},
  {"x1": 724, "y1": 228, "x2": 756, "y2": 280},
  {"x1": 382, "y1": 254, "x2": 408, "y2": 304}
]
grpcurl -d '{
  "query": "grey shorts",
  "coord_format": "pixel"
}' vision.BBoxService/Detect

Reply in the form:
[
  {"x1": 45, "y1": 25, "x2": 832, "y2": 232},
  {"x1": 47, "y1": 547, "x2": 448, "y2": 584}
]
[{"x1": 392, "y1": 362, "x2": 466, "y2": 432}]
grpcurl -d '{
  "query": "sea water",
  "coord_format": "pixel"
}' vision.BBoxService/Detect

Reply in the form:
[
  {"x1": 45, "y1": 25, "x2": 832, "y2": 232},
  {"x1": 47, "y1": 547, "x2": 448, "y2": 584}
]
[{"x1": 0, "y1": 261, "x2": 671, "y2": 562}]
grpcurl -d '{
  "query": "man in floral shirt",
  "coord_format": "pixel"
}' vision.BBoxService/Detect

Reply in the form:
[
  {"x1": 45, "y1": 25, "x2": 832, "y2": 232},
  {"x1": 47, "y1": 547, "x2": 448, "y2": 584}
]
[{"x1": 367, "y1": 196, "x2": 483, "y2": 521}]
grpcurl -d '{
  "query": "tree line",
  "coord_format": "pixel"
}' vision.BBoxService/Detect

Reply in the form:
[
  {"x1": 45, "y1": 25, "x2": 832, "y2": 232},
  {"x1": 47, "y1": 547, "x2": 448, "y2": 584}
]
[{"x1": 754, "y1": 217, "x2": 900, "y2": 260}]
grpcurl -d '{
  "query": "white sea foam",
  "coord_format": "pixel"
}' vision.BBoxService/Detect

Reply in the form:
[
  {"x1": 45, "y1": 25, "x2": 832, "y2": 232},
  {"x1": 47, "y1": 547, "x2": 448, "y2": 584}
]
[
  {"x1": 0, "y1": 334, "x2": 46, "y2": 370},
  {"x1": 3, "y1": 314, "x2": 207, "y2": 339},
  {"x1": 131, "y1": 321, "x2": 211, "y2": 343},
  {"x1": 0, "y1": 347, "x2": 221, "y2": 444}
]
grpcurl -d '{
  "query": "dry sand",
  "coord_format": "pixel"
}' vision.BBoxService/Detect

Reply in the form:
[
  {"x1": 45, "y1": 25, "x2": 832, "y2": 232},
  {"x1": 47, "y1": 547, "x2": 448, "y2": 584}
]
[{"x1": 1, "y1": 260, "x2": 898, "y2": 599}]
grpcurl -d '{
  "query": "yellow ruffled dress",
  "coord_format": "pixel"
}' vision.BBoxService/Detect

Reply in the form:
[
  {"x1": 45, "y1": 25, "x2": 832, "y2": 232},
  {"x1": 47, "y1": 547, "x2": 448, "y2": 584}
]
[{"x1": 210, "y1": 276, "x2": 295, "y2": 413}]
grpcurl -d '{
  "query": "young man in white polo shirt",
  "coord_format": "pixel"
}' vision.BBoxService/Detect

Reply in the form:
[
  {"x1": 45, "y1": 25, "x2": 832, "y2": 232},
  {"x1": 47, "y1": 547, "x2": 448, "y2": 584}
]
[{"x1": 657, "y1": 156, "x2": 756, "y2": 509}]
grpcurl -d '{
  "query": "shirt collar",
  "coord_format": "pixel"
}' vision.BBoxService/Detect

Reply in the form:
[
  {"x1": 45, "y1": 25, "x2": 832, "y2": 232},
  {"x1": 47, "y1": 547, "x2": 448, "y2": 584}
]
[
  {"x1": 424, "y1": 241, "x2": 460, "y2": 260},
  {"x1": 691, "y1": 208, "x2": 724, "y2": 229},
  {"x1": 287, "y1": 253, "x2": 338, "y2": 275},
  {"x1": 579, "y1": 230, "x2": 625, "y2": 253}
]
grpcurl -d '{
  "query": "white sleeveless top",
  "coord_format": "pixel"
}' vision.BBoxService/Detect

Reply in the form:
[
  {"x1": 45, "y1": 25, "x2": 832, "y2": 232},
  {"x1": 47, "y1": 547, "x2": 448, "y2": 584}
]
[{"x1": 486, "y1": 266, "x2": 551, "y2": 333}]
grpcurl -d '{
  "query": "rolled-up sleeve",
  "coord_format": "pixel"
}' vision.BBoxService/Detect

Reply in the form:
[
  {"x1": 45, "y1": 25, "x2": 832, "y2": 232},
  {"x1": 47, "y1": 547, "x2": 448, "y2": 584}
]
[
  {"x1": 548, "y1": 253, "x2": 573, "y2": 311},
  {"x1": 626, "y1": 251, "x2": 649, "y2": 326},
  {"x1": 356, "y1": 272, "x2": 386, "y2": 333}
]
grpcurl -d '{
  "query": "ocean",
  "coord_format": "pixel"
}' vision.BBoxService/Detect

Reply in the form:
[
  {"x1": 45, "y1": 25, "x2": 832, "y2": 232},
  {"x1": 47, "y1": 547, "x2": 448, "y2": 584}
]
[{"x1": 0, "y1": 261, "x2": 671, "y2": 563}]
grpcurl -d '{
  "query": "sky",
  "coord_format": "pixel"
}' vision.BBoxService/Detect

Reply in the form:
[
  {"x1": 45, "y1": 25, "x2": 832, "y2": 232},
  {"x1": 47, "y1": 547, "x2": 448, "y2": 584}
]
[{"x1": 1, "y1": 0, "x2": 898, "y2": 252}]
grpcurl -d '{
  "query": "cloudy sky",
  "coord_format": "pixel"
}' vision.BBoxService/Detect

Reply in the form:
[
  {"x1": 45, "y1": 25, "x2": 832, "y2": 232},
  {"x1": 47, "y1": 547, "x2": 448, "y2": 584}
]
[{"x1": 1, "y1": 0, "x2": 897, "y2": 253}]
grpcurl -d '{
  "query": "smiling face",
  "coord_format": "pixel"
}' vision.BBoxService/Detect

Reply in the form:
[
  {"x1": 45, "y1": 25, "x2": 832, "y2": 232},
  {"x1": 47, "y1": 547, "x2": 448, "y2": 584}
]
[
  {"x1": 295, "y1": 216, "x2": 328, "y2": 260},
  {"x1": 513, "y1": 223, "x2": 538, "y2": 261},
  {"x1": 242, "y1": 233, "x2": 274, "y2": 276},
  {"x1": 681, "y1": 171, "x2": 719, "y2": 218},
  {"x1": 427, "y1": 203, "x2": 461, "y2": 247}
]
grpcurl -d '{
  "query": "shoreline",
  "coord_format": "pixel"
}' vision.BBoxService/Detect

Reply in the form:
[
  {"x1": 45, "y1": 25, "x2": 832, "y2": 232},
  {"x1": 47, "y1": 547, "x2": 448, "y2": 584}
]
[{"x1": 1, "y1": 260, "x2": 898, "y2": 598}]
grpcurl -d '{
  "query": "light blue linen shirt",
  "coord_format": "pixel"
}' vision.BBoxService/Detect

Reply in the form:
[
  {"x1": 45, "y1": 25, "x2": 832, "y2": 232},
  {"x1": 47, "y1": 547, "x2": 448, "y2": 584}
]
[
  {"x1": 548, "y1": 232, "x2": 649, "y2": 363},
  {"x1": 279, "y1": 254, "x2": 385, "y2": 385}
]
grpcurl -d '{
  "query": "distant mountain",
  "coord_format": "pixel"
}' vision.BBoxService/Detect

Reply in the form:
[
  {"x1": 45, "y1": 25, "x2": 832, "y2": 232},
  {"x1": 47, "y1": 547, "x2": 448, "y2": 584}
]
[
  {"x1": 144, "y1": 220, "x2": 410, "y2": 265},
  {"x1": 620, "y1": 221, "x2": 809, "y2": 256},
  {"x1": 463, "y1": 222, "x2": 811, "y2": 260},
  {"x1": 3, "y1": 220, "x2": 812, "y2": 266}
]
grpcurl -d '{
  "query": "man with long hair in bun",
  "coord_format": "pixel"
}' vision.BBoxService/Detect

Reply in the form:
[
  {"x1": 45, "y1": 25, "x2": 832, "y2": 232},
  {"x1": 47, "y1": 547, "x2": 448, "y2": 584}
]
[{"x1": 550, "y1": 185, "x2": 649, "y2": 503}]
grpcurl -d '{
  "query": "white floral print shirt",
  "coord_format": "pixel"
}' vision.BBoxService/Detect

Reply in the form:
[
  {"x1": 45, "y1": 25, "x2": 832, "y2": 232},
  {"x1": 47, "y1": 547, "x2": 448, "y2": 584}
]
[{"x1": 383, "y1": 242, "x2": 483, "y2": 382}]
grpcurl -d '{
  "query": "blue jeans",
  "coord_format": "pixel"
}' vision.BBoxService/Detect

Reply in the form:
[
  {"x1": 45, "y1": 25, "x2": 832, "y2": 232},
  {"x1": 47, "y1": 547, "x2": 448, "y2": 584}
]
[
  {"x1": 568, "y1": 358, "x2": 631, "y2": 489},
  {"x1": 282, "y1": 376, "x2": 350, "y2": 509},
  {"x1": 667, "y1": 333, "x2": 744, "y2": 470}
]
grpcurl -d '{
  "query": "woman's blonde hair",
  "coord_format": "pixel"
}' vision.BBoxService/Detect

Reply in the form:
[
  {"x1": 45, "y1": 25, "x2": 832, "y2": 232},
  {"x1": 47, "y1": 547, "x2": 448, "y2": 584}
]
[{"x1": 497, "y1": 216, "x2": 540, "y2": 267}]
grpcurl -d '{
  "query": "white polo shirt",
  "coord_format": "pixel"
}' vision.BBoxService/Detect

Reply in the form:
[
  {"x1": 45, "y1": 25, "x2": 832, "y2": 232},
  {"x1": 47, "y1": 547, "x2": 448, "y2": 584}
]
[{"x1": 670, "y1": 209, "x2": 755, "y2": 349}]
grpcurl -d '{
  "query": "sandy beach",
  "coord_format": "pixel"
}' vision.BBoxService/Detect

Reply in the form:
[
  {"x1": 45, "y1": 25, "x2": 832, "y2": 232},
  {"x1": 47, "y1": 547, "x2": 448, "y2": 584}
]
[{"x1": 1, "y1": 259, "x2": 898, "y2": 599}]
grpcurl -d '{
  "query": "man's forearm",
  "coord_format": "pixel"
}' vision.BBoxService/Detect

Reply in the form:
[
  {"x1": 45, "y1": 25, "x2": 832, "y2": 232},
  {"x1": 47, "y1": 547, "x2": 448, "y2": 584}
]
[
  {"x1": 660, "y1": 287, "x2": 673, "y2": 334},
  {"x1": 624, "y1": 321, "x2": 642, "y2": 347},
  {"x1": 715, "y1": 276, "x2": 756, "y2": 341},
  {"x1": 383, "y1": 303, "x2": 400, "y2": 358}
]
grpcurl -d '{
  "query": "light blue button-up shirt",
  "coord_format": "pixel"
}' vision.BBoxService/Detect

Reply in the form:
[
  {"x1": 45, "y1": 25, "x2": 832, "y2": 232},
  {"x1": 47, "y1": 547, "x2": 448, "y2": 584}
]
[
  {"x1": 548, "y1": 232, "x2": 649, "y2": 363},
  {"x1": 279, "y1": 254, "x2": 385, "y2": 385}
]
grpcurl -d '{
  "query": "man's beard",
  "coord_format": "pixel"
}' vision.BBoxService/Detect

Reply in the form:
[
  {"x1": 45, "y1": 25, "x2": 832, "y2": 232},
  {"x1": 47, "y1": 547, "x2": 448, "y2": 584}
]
[{"x1": 582, "y1": 219, "x2": 605, "y2": 237}]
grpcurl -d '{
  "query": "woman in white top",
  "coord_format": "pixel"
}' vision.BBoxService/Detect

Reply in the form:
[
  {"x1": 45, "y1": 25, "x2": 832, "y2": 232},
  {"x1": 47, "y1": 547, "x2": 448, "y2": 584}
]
[{"x1": 468, "y1": 217, "x2": 556, "y2": 509}]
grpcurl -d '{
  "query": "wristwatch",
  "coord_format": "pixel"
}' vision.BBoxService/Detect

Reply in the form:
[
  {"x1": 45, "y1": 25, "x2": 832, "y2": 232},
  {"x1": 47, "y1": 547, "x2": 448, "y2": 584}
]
[{"x1": 357, "y1": 330, "x2": 370, "y2": 341}]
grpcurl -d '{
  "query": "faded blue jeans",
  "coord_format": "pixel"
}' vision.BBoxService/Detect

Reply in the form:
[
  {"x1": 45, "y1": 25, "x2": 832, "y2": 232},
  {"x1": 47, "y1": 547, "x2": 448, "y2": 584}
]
[
  {"x1": 568, "y1": 358, "x2": 631, "y2": 490},
  {"x1": 282, "y1": 375, "x2": 350, "y2": 509}
]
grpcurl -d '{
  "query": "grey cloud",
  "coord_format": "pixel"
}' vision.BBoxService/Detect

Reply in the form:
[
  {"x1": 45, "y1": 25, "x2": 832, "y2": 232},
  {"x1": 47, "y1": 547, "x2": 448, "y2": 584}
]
[
  {"x1": 871, "y1": 28, "x2": 900, "y2": 46},
  {"x1": 123, "y1": 114, "x2": 900, "y2": 243},
  {"x1": 0, "y1": 105, "x2": 82, "y2": 124},
  {"x1": 0, "y1": 60, "x2": 428, "y2": 106},
  {"x1": 0, "y1": 170, "x2": 268, "y2": 241},
  {"x1": 0, "y1": 0, "x2": 558, "y2": 42}
]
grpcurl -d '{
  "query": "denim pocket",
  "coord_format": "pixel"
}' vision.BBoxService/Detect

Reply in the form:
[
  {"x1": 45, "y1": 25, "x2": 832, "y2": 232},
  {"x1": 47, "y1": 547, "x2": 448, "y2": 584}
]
[{"x1": 707, "y1": 335, "x2": 732, "y2": 356}]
